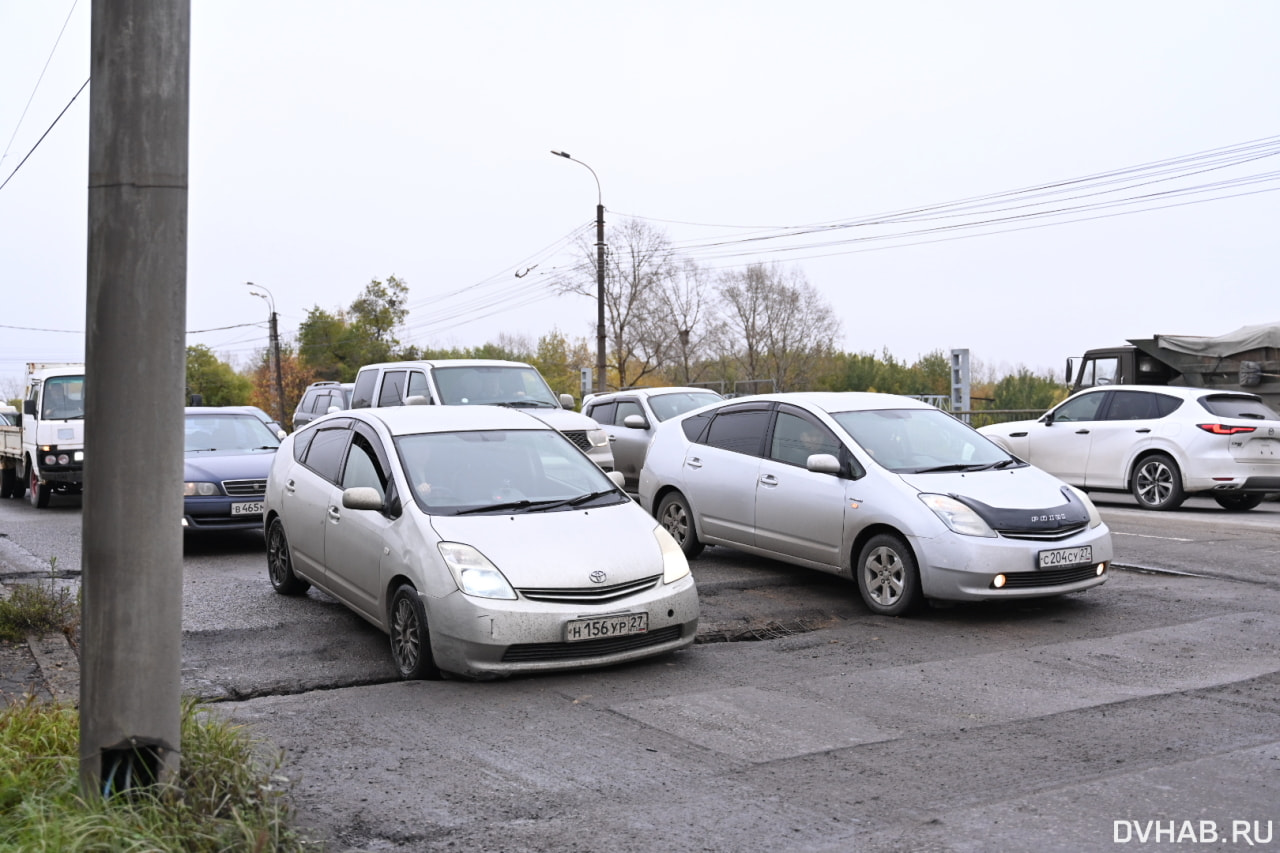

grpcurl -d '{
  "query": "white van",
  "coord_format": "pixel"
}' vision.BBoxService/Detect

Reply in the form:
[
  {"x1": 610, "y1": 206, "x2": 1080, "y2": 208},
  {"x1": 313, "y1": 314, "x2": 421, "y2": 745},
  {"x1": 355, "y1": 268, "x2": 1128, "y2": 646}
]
[{"x1": 349, "y1": 360, "x2": 613, "y2": 471}]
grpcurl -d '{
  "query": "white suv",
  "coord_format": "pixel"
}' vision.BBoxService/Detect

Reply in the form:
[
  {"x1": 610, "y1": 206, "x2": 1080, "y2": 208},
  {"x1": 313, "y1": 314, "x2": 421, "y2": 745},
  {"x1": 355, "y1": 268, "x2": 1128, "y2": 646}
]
[{"x1": 349, "y1": 359, "x2": 613, "y2": 471}]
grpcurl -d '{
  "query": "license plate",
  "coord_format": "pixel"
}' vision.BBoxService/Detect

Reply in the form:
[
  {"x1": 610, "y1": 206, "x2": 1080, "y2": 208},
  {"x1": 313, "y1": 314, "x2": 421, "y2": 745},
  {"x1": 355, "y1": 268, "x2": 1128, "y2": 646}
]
[
  {"x1": 230, "y1": 501, "x2": 264, "y2": 516},
  {"x1": 1038, "y1": 546, "x2": 1092, "y2": 569},
  {"x1": 564, "y1": 612, "x2": 648, "y2": 643}
]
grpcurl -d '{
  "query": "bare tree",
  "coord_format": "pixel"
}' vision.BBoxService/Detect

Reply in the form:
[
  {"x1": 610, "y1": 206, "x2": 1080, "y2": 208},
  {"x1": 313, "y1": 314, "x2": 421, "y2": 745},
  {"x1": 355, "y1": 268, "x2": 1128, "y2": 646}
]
[{"x1": 717, "y1": 263, "x2": 840, "y2": 392}]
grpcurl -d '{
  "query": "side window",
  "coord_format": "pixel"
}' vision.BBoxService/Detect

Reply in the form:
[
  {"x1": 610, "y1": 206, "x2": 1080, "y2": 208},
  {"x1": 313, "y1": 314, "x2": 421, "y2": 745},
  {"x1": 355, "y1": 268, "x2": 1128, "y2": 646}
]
[
  {"x1": 704, "y1": 410, "x2": 770, "y2": 456},
  {"x1": 1054, "y1": 392, "x2": 1106, "y2": 423},
  {"x1": 350, "y1": 371, "x2": 378, "y2": 409},
  {"x1": 588, "y1": 401, "x2": 617, "y2": 425},
  {"x1": 342, "y1": 433, "x2": 388, "y2": 498},
  {"x1": 406, "y1": 370, "x2": 432, "y2": 403},
  {"x1": 1082, "y1": 357, "x2": 1120, "y2": 386},
  {"x1": 616, "y1": 401, "x2": 644, "y2": 424},
  {"x1": 292, "y1": 426, "x2": 318, "y2": 461},
  {"x1": 770, "y1": 411, "x2": 841, "y2": 466},
  {"x1": 1105, "y1": 391, "x2": 1159, "y2": 421},
  {"x1": 378, "y1": 370, "x2": 407, "y2": 407},
  {"x1": 301, "y1": 424, "x2": 351, "y2": 483}
]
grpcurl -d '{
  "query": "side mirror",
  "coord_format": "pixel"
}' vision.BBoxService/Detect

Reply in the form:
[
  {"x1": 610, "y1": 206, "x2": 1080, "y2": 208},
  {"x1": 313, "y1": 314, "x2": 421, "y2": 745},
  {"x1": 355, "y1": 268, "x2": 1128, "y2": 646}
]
[
  {"x1": 806, "y1": 453, "x2": 841, "y2": 475},
  {"x1": 24, "y1": 399, "x2": 36, "y2": 417},
  {"x1": 342, "y1": 486, "x2": 385, "y2": 511},
  {"x1": 276, "y1": 429, "x2": 287, "y2": 440},
  {"x1": 622, "y1": 413, "x2": 649, "y2": 430},
  {"x1": 1042, "y1": 412, "x2": 1056, "y2": 426},
  {"x1": 559, "y1": 393, "x2": 576, "y2": 410},
  {"x1": 405, "y1": 395, "x2": 432, "y2": 406},
  {"x1": 606, "y1": 470, "x2": 626, "y2": 489}
]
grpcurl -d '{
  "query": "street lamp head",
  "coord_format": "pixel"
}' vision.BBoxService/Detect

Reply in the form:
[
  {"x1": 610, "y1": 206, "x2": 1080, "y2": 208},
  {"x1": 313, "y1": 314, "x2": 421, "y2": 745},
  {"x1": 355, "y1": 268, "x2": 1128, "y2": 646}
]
[{"x1": 550, "y1": 150, "x2": 570, "y2": 159}]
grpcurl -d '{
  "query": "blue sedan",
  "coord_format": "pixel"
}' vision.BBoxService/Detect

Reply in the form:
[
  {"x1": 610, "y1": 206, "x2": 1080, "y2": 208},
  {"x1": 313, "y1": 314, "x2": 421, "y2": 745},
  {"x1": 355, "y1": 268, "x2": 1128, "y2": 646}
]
[{"x1": 184, "y1": 408, "x2": 281, "y2": 532}]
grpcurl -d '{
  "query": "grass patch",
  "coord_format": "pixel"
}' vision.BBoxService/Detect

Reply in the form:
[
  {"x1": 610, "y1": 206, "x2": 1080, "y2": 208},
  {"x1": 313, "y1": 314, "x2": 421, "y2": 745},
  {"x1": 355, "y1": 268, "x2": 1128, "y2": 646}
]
[
  {"x1": 0, "y1": 697, "x2": 313, "y2": 852},
  {"x1": 0, "y1": 582, "x2": 80, "y2": 643}
]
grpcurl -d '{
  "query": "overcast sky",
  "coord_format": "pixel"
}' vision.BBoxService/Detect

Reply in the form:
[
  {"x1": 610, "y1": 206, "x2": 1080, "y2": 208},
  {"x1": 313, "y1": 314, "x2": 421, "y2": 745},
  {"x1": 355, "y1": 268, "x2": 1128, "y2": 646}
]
[{"x1": 2, "y1": 1, "x2": 1278, "y2": 394}]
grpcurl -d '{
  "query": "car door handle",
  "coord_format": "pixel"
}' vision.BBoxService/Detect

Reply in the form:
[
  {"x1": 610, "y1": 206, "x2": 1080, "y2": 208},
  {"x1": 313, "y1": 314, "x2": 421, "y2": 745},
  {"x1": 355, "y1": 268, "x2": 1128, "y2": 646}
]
[
  {"x1": 285, "y1": 479, "x2": 296, "y2": 494},
  {"x1": 687, "y1": 457, "x2": 703, "y2": 469},
  {"x1": 327, "y1": 505, "x2": 341, "y2": 522},
  {"x1": 1075, "y1": 429, "x2": 1090, "y2": 434},
  {"x1": 759, "y1": 473, "x2": 779, "y2": 487},
  {"x1": 1134, "y1": 428, "x2": 1151, "y2": 433},
  {"x1": 1008, "y1": 431, "x2": 1028, "y2": 438}
]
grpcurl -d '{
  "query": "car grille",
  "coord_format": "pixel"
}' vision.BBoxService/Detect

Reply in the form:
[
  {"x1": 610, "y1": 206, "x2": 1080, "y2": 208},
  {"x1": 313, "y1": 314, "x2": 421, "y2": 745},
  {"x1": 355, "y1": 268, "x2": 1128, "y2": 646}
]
[
  {"x1": 999, "y1": 565, "x2": 1103, "y2": 588},
  {"x1": 222, "y1": 479, "x2": 267, "y2": 497},
  {"x1": 519, "y1": 575, "x2": 661, "y2": 604},
  {"x1": 501, "y1": 625, "x2": 684, "y2": 662},
  {"x1": 998, "y1": 523, "x2": 1089, "y2": 542},
  {"x1": 560, "y1": 429, "x2": 591, "y2": 452}
]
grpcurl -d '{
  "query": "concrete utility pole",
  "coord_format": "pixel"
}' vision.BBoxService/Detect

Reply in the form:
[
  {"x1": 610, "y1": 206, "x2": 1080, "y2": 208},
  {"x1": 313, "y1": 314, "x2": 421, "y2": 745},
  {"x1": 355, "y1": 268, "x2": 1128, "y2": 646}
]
[
  {"x1": 551, "y1": 151, "x2": 608, "y2": 394},
  {"x1": 81, "y1": 0, "x2": 190, "y2": 796},
  {"x1": 248, "y1": 283, "x2": 286, "y2": 425}
]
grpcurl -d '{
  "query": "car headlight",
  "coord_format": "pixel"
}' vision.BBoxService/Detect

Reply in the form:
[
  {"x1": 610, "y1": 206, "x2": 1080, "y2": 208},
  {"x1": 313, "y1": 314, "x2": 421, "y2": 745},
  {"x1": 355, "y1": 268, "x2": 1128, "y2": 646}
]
[
  {"x1": 183, "y1": 482, "x2": 220, "y2": 496},
  {"x1": 918, "y1": 493, "x2": 997, "y2": 538},
  {"x1": 587, "y1": 428, "x2": 609, "y2": 447},
  {"x1": 1065, "y1": 485, "x2": 1103, "y2": 529},
  {"x1": 655, "y1": 525, "x2": 691, "y2": 584},
  {"x1": 438, "y1": 542, "x2": 517, "y2": 600}
]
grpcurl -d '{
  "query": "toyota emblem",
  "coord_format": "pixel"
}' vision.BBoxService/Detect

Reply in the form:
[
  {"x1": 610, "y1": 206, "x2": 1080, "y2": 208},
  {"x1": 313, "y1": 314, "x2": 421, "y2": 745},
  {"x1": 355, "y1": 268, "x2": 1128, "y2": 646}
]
[{"x1": 589, "y1": 570, "x2": 607, "y2": 584}]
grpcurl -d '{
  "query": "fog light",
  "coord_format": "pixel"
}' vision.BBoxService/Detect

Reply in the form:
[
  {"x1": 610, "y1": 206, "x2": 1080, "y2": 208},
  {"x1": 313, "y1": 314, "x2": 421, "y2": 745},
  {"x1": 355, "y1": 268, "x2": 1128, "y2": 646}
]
[
  {"x1": 1096, "y1": 563, "x2": 1107, "y2": 576},
  {"x1": 992, "y1": 574, "x2": 1007, "y2": 589}
]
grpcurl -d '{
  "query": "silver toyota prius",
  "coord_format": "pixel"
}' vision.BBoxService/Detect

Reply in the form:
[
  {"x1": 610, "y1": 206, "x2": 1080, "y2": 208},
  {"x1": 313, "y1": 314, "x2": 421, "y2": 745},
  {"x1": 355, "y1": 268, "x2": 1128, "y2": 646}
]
[
  {"x1": 264, "y1": 405, "x2": 699, "y2": 679},
  {"x1": 638, "y1": 392, "x2": 1113, "y2": 616}
]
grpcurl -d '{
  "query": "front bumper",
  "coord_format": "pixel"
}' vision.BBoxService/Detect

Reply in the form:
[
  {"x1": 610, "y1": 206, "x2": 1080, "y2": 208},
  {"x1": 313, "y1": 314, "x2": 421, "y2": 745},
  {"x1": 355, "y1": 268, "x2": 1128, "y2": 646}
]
[
  {"x1": 183, "y1": 496, "x2": 265, "y2": 532},
  {"x1": 913, "y1": 525, "x2": 1114, "y2": 602},
  {"x1": 425, "y1": 573, "x2": 699, "y2": 678}
]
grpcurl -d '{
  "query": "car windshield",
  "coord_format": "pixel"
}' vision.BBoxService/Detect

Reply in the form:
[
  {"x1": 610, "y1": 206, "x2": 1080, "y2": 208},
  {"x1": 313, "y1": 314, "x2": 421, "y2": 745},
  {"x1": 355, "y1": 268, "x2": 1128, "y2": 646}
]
[
  {"x1": 184, "y1": 414, "x2": 282, "y2": 452},
  {"x1": 431, "y1": 366, "x2": 561, "y2": 407},
  {"x1": 396, "y1": 428, "x2": 624, "y2": 515},
  {"x1": 40, "y1": 376, "x2": 85, "y2": 420},
  {"x1": 649, "y1": 391, "x2": 723, "y2": 422},
  {"x1": 832, "y1": 408, "x2": 1017, "y2": 474}
]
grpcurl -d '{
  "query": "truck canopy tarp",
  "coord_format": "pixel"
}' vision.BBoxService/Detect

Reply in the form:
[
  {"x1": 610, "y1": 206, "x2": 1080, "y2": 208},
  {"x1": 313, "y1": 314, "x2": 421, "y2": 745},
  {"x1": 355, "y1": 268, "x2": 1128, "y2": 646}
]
[{"x1": 1149, "y1": 322, "x2": 1280, "y2": 358}]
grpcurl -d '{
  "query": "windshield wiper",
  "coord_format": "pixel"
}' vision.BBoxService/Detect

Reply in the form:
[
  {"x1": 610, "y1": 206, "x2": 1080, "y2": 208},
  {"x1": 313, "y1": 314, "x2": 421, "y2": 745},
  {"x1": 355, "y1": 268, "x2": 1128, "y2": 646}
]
[
  {"x1": 911, "y1": 463, "x2": 994, "y2": 473},
  {"x1": 496, "y1": 400, "x2": 557, "y2": 409},
  {"x1": 453, "y1": 498, "x2": 567, "y2": 515},
  {"x1": 524, "y1": 489, "x2": 620, "y2": 512}
]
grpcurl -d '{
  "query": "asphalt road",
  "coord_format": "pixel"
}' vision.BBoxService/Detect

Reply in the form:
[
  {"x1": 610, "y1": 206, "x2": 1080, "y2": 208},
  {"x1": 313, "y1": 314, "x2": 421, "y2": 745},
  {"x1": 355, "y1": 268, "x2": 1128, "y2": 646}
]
[{"x1": 1, "y1": 492, "x2": 1278, "y2": 852}]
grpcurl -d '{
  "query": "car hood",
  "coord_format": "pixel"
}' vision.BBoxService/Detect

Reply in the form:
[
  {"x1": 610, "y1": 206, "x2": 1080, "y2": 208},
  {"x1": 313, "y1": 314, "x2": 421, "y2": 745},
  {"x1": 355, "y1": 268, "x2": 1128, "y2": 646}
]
[
  {"x1": 184, "y1": 449, "x2": 277, "y2": 480},
  {"x1": 896, "y1": 465, "x2": 1093, "y2": 534},
  {"x1": 427, "y1": 501, "x2": 664, "y2": 588},
  {"x1": 516, "y1": 407, "x2": 602, "y2": 432},
  {"x1": 978, "y1": 418, "x2": 1041, "y2": 437}
]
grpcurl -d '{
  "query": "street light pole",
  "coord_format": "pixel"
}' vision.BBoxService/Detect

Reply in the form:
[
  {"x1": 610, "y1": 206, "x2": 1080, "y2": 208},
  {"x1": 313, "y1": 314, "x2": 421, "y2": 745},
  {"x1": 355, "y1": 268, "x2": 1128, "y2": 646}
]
[
  {"x1": 246, "y1": 282, "x2": 285, "y2": 425},
  {"x1": 551, "y1": 150, "x2": 607, "y2": 394}
]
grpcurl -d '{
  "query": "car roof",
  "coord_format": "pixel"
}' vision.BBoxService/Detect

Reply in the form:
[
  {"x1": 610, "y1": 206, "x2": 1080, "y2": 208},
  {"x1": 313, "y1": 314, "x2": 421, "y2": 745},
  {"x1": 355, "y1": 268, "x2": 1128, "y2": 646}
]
[
  {"x1": 588, "y1": 386, "x2": 724, "y2": 402},
  {"x1": 184, "y1": 406, "x2": 262, "y2": 417},
  {"x1": 1069, "y1": 384, "x2": 1261, "y2": 401},
  {"x1": 358, "y1": 359, "x2": 533, "y2": 371},
  {"x1": 714, "y1": 391, "x2": 939, "y2": 413},
  {"x1": 331, "y1": 403, "x2": 556, "y2": 437}
]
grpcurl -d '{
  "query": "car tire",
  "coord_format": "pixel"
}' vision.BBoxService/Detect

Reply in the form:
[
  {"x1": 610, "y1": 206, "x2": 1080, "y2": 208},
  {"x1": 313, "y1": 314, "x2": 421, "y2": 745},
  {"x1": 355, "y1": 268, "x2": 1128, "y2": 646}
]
[
  {"x1": 266, "y1": 518, "x2": 311, "y2": 595},
  {"x1": 1131, "y1": 453, "x2": 1185, "y2": 511},
  {"x1": 0, "y1": 466, "x2": 13, "y2": 499},
  {"x1": 390, "y1": 584, "x2": 441, "y2": 681},
  {"x1": 1213, "y1": 493, "x2": 1264, "y2": 511},
  {"x1": 28, "y1": 464, "x2": 50, "y2": 509},
  {"x1": 855, "y1": 533, "x2": 923, "y2": 617},
  {"x1": 657, "y1": 491, "x2": 704, "y2": 559}
]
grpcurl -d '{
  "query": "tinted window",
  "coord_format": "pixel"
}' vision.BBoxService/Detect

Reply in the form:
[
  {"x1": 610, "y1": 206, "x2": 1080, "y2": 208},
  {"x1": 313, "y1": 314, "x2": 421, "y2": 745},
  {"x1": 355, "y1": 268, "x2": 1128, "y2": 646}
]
[
  {"x1": 616, "y1": 401, "x2": 644, "y2": 423},
  {"x1": 350, "y1": 370, "x2": 378, "y2": 409},
  {"x1": 342, "y1": 433, "x2": 388, "y2": 498},
  {"x1": 302, "y1": 423, "x2": 351, "y2": 483},
  {"x1": 378, "y1": 370, "x2": 407, "y2": 406},
  {"x1": 1199, "y1": 395, "x2": 1277, "y2": 420},
  {"x1": 1053, "y1": 392, "x2": 1107, "y2": 423},
  {"x1": 1105, "y1": 390, "x2": 1167, "y2": 421},
  {"x1": 682, "y1": 413, "x2": 712, "y2": 442},
  {"x1": 586, "y1": 401, "x2": 617, "y2": 425},
  {"x1": 648, "y1": 391, "x2": 723, "y2": 421},
  {"x1": 406, "y1": 370, "x2": 432, "y2": 402},
  {"x1": 292, "y1": 426, "x2": 318, "y2": 461},
  {"x1": 704, "y1": 410, "x2": 770, "y2": 455},
  {"x1": 770, "y1": 411, "x2": 841, "y2": 466}
]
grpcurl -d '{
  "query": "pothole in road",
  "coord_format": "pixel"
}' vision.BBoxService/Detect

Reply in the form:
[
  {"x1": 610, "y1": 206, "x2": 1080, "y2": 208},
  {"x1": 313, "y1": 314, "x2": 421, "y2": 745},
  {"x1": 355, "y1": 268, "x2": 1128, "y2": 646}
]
[{"x1": 695, "y1": 613, "x2": 836, "y2": 644}]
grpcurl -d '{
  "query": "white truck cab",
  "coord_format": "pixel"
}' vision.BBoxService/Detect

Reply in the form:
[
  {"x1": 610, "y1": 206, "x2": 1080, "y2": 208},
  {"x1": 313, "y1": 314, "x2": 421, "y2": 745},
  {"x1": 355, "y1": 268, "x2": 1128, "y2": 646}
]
[
  {"x1": 349, "y1": 359, "x2": 613, "y2": 471},
  {"x1": 0, "y1": 363, "x2": 86, "y2": 507}
]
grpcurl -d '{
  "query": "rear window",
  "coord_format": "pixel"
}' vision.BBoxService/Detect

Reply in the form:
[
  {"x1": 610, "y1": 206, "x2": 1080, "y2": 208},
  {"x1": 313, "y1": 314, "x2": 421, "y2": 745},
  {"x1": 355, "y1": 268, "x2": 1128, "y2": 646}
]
[{"x1": 1199, "y1": 395, "x2": 1278, "y2": 421}]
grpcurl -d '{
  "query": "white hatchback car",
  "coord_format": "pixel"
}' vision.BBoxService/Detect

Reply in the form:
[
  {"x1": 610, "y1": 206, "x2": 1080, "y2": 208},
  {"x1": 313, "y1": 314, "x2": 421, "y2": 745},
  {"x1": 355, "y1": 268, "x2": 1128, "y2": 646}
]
[
  {"x1": 264, "y1": 406, "x2": 699, "y2": 679},
  {"x1": 584, "y1": 387, "x2": 724, "y2": 492},
  {"x1": 979, "y1": 386, "x2": 1280, "y2": 511},
  {"x1": 638, "y1": 392, "x2": 1112, "y2": 617}
]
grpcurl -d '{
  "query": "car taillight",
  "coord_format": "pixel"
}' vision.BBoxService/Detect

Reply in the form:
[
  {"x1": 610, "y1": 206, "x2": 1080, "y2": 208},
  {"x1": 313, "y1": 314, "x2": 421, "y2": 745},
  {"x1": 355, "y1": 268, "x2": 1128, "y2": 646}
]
[{"x1": 1196, "y1": 424, "x2": 1257, "y2": 435}]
